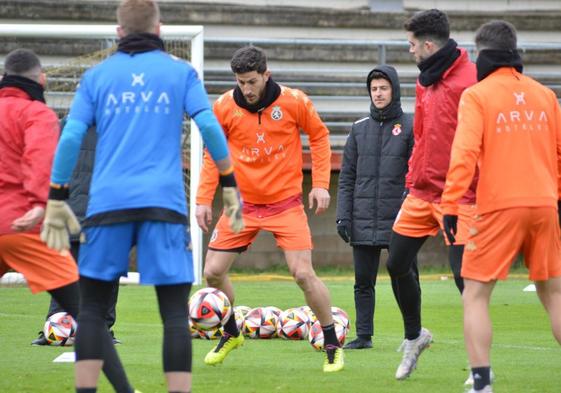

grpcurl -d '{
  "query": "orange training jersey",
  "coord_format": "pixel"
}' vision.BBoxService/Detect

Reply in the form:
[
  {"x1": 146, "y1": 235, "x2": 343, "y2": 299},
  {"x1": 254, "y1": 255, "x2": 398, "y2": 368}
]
[
  {"x1": 442, "y1": 68, "x2": 561, "y2": 216},
  {"x1": 196, "y1": 85, "x2": 331, "y2": 205}
]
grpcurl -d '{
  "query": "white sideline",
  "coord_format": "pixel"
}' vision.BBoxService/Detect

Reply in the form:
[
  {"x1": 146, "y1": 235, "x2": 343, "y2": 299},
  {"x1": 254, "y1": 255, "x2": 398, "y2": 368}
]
[{"x1": 0, "y1": 272, "x2": 140, "y2": 286}]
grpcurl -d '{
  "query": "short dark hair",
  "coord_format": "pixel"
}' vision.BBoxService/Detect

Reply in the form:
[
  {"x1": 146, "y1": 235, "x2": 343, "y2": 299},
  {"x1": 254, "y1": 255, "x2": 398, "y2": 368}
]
[
  {"x1": 4, "y1": 48, "x2": 41, "y2": 76},
  {"x1": 475, "y1": 20, "x2": 517, "y2": 51},
  {"x1": 230, "y1": 46, "x2": 267, "y2": 74},
  {"x1": 369, "y1": 70, "x2": 391, "y2": 84},
  {"x1": 404, "y1": 9, "x2": 450, "y2": 46}
]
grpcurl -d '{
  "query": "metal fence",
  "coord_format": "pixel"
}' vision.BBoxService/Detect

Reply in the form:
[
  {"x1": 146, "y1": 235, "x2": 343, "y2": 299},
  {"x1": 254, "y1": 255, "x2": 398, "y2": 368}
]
[{"x1": 207, "y1": 37, "x2": 561, "y2": 65}]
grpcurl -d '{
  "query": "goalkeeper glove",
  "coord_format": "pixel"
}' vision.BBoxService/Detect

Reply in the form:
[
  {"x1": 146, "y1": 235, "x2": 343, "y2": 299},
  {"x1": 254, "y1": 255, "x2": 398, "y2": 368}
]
[
  {"x1": 219, "y1": 170, "x2": 244, "y2": 234},
  {"x1": 40, "y1": 185, "x2": 81, "y2": 252},
  {"x1": 443, "y1": 214, "x2": 458, "y2": 245}
]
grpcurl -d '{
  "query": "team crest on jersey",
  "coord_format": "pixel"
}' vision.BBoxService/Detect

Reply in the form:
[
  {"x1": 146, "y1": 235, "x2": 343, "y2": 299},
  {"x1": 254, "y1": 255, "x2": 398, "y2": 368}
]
[
  {"x1": 210, "y1": 229, "x2": 218, "y2": 243},
  {"x1": 271, "y1": 106, "x2": 283, "y2": 121},
  {"x1": 392, "y1": 123, "x2": 402, "y2": 136}
]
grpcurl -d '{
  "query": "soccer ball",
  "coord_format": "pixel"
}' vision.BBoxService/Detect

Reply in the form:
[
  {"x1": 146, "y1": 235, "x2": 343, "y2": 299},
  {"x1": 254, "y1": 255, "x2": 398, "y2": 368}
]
[
  {"x1": 331, "y1": 306, "x2": 350, "y2": 331},
  {"x1": 43, "y1": 312, "x2": 77, "y2": 346},
  {"x1": 189, "y1": 287, "x2": 232, "y2": 331},
  {"x1": 197, "y1": 326, "x2": 223, "y2": 340},
  {"x1": 234, "y1": 305, "x2": 251, "y2": 317},
  {"x1": 277, "y1": 308, "x2": 309, "y2": 340},
  {"x1": 266, "y1": 306, "x2": 283, "y2": 318},
  {"x1": 188, "y1": 318, "x2": 199, "y2": 338},
  {"x1": 234, "y1": 307, "x2": 245, "y2": 332},
  {"x1": 331, "y1": 306, "x2": 349, "y2": 320},
  {"x1": 308, "y1": 319, "x2": 347, "y2": 351},
  {"x1": 298, "y1": 305, "x2": 317, "y2": 326},
  {"x1": 243, "y1": 307, "x2": 278, "y2": 339},
  {"x1": 267, "y1": 306, "x2": 282, "y2": 319}
]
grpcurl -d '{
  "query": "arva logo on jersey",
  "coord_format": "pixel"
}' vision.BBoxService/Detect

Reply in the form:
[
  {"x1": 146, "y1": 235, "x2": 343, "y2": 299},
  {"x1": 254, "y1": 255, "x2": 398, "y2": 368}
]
[
  {"x1": 494, "y1": 91, "x2": 550, "y2": 133},
  {"x1": 104, "y1": 72, "x2": 171, "y2": 115}
]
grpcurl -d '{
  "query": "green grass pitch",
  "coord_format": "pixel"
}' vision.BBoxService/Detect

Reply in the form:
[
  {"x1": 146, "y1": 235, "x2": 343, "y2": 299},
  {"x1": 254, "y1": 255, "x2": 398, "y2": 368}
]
[{"x1": 1, "y1": 276, "x2": 559, "y2": 392}]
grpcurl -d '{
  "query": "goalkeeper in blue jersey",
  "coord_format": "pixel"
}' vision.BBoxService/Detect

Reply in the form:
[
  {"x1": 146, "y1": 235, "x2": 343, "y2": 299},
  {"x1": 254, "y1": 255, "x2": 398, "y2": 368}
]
[{"x1": 41, "y1": 1, "x2": 243, "y2": 392}]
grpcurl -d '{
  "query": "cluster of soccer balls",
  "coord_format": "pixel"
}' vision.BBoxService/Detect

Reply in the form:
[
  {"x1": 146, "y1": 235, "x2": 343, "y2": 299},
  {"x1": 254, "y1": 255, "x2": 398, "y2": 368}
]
[{"x1": 188, "y1": 287, "x2": 349, "y2": 350}]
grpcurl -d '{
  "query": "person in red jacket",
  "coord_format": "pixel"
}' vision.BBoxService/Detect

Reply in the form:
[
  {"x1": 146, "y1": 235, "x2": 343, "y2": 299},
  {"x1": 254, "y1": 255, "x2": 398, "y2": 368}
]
[
  {"x1": 0, "y1": 49, "x2": 79, "y2": 296},
  {"x1": 0, "y1": 48, "x2": 135, "y2": 393},
  {"x1": 195, "y1": 46, "x2": 343, "y2": 372},
  {"x1": 387, "y1": 9, "x2": 477, "y2": 381},
  {"x1": 442, "y1": 20, "x2": 561, "y2": 393}
]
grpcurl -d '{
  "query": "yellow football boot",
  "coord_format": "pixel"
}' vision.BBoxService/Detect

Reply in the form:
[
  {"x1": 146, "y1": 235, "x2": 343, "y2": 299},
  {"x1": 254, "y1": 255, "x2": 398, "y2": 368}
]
[
  {"x1": 204, "y1": 333, "x2": 244, "y2": 365},
  {"x1": 323, "y1": 345, "x2": 344, "y2": 373}
]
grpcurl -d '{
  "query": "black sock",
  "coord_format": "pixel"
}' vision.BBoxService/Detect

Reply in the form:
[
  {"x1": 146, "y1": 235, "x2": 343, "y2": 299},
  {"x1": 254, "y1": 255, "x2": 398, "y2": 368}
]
[
  {"x1": 357, "y1": 334, "x2": 371, "y2": 342},
  {"x1": 322, "y1": 323, "x2": 339, "y2": 347},
  {"x1": 156, "y1": 284, "x2": 192, "y2": 373},
  {"x1": 100, "y1": 328, "x2": 134, "y2": 393},
  {"x1": 222, "y1": 312, "x2": 239, "y2": 336},
  {"x1": 386, "y1": 234, "x2": 426, "y2": 341},
  {"x1": 77, "y1": 276, "x2": 133, "y2": 393},
  {"x1": 390, "y1": 272, "x2": 422, "y2": 340},
  {"x1": 76, "y1": 388, "x2": 97, "y2": 393},
  {"x1": 472, "y1": 366, "x2": 491, "y2": 390}
]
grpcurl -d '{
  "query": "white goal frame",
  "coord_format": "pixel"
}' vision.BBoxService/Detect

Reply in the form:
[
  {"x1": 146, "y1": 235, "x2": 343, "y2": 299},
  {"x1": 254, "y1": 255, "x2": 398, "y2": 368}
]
[{"x1": 0, "y1": 24, "x2": 206, "y2": 285}]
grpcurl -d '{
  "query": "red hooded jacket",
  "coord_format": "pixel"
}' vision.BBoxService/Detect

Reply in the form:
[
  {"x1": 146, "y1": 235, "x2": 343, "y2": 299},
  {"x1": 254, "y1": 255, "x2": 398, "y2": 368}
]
[
  {"x1": 407, "y1": 48, "x2": 478, "y2": 204},
  {"x1": 0, "y1": 87, "x2": 60, "y2": 235}
]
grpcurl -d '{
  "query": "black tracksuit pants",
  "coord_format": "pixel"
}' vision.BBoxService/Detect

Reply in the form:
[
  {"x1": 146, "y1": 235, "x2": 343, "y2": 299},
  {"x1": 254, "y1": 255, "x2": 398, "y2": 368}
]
[
  {"x1": 351, "y1": 245, "x2": 419, "y2": 339},
  {"x1": 386, "y1": 231, "x2": 464, "y2": 340}
]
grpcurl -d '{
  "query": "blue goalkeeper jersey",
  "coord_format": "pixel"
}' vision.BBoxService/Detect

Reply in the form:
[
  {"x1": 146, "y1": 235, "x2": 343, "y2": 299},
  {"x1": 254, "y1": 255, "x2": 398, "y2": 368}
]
[{"x1": 67, "y1": 49, "x2": 209, "y2": 219}]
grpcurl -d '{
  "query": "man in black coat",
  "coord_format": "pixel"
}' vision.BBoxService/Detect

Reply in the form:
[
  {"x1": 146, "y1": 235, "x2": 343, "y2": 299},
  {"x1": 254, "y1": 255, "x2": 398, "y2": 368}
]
[{"x1": 336, "y1": 65, "x2": 415, "y2": 349}]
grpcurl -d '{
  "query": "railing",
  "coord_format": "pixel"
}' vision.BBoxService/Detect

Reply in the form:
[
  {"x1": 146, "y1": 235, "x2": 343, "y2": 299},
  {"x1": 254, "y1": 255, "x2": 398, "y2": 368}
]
[{"x1": 207, "y1": 37, "x2": 561, "y2": 64}]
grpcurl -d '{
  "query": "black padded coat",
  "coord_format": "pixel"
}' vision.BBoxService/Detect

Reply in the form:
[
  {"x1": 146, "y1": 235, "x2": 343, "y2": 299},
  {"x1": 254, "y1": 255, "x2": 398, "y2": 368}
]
[{"x1": 336, "y1": 65, "x2": 414, "y2": 246}]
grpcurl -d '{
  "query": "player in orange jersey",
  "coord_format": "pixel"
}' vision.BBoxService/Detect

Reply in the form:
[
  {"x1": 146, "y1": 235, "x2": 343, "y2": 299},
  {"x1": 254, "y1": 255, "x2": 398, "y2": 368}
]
[
  {"x1": 196, "y1": 46, "x2": 343, "y2": 372},
  {"x1": 442, "y1": 20, "x2": 561, "y2": 393},
  {"x1": 388, "y1": 9, "x2": 478, "y2": 381}
]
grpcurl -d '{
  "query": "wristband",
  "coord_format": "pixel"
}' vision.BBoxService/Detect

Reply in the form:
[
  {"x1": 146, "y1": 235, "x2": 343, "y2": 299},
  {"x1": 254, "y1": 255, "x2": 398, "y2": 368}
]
[
  {"x1": 48, "y1": 183, "x2": 70, "y2": 200},
  {"x1": 219, "y1": 172, "x2": 237, "y2": 188}
]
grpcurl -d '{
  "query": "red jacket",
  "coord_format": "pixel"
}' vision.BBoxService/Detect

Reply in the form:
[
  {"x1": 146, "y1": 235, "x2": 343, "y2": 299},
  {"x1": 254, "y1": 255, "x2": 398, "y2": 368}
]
[
  {"x1": 0, "y1": 87, "x2": 60, "y2": 235},
  {"x1": 407, "y1": 48, "x2": 478, "y2": 204}
]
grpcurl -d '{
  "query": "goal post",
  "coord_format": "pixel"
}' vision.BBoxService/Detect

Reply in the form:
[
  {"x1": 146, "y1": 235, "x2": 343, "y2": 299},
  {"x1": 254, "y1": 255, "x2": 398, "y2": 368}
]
[{"x1": 0, "y1": 24, "x2": 206, "y2": 285}]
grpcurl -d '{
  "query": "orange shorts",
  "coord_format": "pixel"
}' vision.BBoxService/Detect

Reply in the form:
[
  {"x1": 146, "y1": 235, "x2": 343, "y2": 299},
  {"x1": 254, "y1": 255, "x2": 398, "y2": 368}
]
[
  {"x1": 393, "y1": 194, "x2": 476, "y2": 245},
  {"x1": 0, "y1": 233, "x2": 78, "y2": 293},
  {"x1": 461, "y1": 206, "x2": 561, "y2": 282},
  {"x1": 209, "y1": 205, "x2": 313, "y2": 252}
]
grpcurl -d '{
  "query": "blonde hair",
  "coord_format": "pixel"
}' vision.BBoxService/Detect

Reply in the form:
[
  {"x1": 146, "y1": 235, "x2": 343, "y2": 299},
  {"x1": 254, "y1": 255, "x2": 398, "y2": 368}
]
[{"x1": 117, "y1": 0, "x2": 160, "y2": 35}]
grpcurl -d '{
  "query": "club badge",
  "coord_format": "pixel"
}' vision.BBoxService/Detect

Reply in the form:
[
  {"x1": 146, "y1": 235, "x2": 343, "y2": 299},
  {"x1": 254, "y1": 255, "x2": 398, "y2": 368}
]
[
  {"x1": 271, "y1": 106, "x2": 283, "y2": 121},
  {"x1": 392, "y1": 123, "x2": 402, "y2": 136}
]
